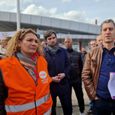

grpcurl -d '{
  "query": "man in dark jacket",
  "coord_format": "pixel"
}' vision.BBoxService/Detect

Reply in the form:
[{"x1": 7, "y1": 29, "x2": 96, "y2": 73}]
[
  {"x1": 64, "y1": 37, "x2": 85, "y2": 115},
  {"x1": 43, "y1": 30, "x2": 72, "y2": 115}
]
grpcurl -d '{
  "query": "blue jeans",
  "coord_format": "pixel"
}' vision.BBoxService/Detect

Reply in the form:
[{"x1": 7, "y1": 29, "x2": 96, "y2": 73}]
[{"x1": 93, "y1": 98, "x2": 115, "y2": 115}]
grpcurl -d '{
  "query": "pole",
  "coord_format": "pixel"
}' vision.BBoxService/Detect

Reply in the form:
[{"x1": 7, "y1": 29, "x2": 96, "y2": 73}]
[{"x1": 17, "y1": 0, "x2": 21, "y2": 30}]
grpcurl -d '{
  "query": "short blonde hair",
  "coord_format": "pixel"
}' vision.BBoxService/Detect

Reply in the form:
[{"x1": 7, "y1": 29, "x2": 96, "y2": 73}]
[{"x1": 6, "y1": 28, "x2": 43, "y2": 57}]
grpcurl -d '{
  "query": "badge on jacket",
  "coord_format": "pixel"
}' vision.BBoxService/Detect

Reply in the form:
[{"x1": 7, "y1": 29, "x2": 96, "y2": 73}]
[{"x1": 39, "y1": 71, "x2": 48, "y2": 83}]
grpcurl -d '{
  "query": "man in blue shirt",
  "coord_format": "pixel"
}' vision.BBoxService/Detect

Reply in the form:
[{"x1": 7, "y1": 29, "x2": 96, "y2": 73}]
[{"x1": 82, "y1": 19, "x2": 115, "y2": 115}]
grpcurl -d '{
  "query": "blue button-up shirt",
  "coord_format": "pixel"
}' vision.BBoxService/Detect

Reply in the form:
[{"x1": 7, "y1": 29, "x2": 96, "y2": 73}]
[{"x1": 97, "y1": 47, "x2": 115, "y2": 99}]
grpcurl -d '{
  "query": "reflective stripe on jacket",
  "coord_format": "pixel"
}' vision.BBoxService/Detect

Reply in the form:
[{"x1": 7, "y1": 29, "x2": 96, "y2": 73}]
[{"x1": 0, "y1": 56, "x2": 52, "y2": 115}]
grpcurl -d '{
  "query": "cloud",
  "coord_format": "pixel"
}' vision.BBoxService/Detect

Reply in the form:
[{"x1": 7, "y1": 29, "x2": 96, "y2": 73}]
[
  {"x1": 63, "y1": 10, "x2": 86, "y2": 21},
  {"x1": 22, "y1": 4, "x2": 87, "y2": 23},
  {"x1": 61, "y1": 0, "x2": 72, "y2": 3},
  {"x1": 22, "y1": 4, "x2": 57, "y2": 16},
  {"x1": 0, "y1": 0, "x2": 16, "y2": 11},
  {"x1": 94, "y1": 0, "x2": 101, "y2": 2},
  {"x1": 0, "y1": 0, "x2": 15, "y2": 4},
  {"x1": 0, "y1": 0, "x2": 37, "y2": 12}
]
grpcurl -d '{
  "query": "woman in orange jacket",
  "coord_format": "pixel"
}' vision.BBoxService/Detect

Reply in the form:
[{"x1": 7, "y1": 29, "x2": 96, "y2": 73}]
[{"x1": 0, "y1": 29, "x2": 52, "y2": 115}]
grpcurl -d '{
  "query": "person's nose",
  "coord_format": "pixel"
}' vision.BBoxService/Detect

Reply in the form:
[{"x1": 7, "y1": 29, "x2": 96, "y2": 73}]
[{"x1": 106, "y1": 29, "x2": 111, "y2": 34}]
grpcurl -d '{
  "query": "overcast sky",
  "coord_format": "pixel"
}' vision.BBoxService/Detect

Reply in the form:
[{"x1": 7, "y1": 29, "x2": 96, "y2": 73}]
[{"x1": 0, "y1": 0, "x2": 115, "y2": 25}]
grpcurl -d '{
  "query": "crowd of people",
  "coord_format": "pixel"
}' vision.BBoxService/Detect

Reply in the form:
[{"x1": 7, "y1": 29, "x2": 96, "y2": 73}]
[{"x1": 0, "y1": 19, "x2": 115, "y2": 115}]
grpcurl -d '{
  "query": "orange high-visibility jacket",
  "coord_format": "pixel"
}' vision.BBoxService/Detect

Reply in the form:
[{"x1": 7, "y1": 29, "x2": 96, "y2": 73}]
[{"x1": 0, "y1": 56, "x2": 52, "y2": 115}]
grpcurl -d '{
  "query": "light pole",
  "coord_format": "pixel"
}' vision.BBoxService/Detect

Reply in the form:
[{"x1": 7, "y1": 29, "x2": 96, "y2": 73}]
[{"x1": 17, "y1": 0, "x2": 21, "y2": 30}]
